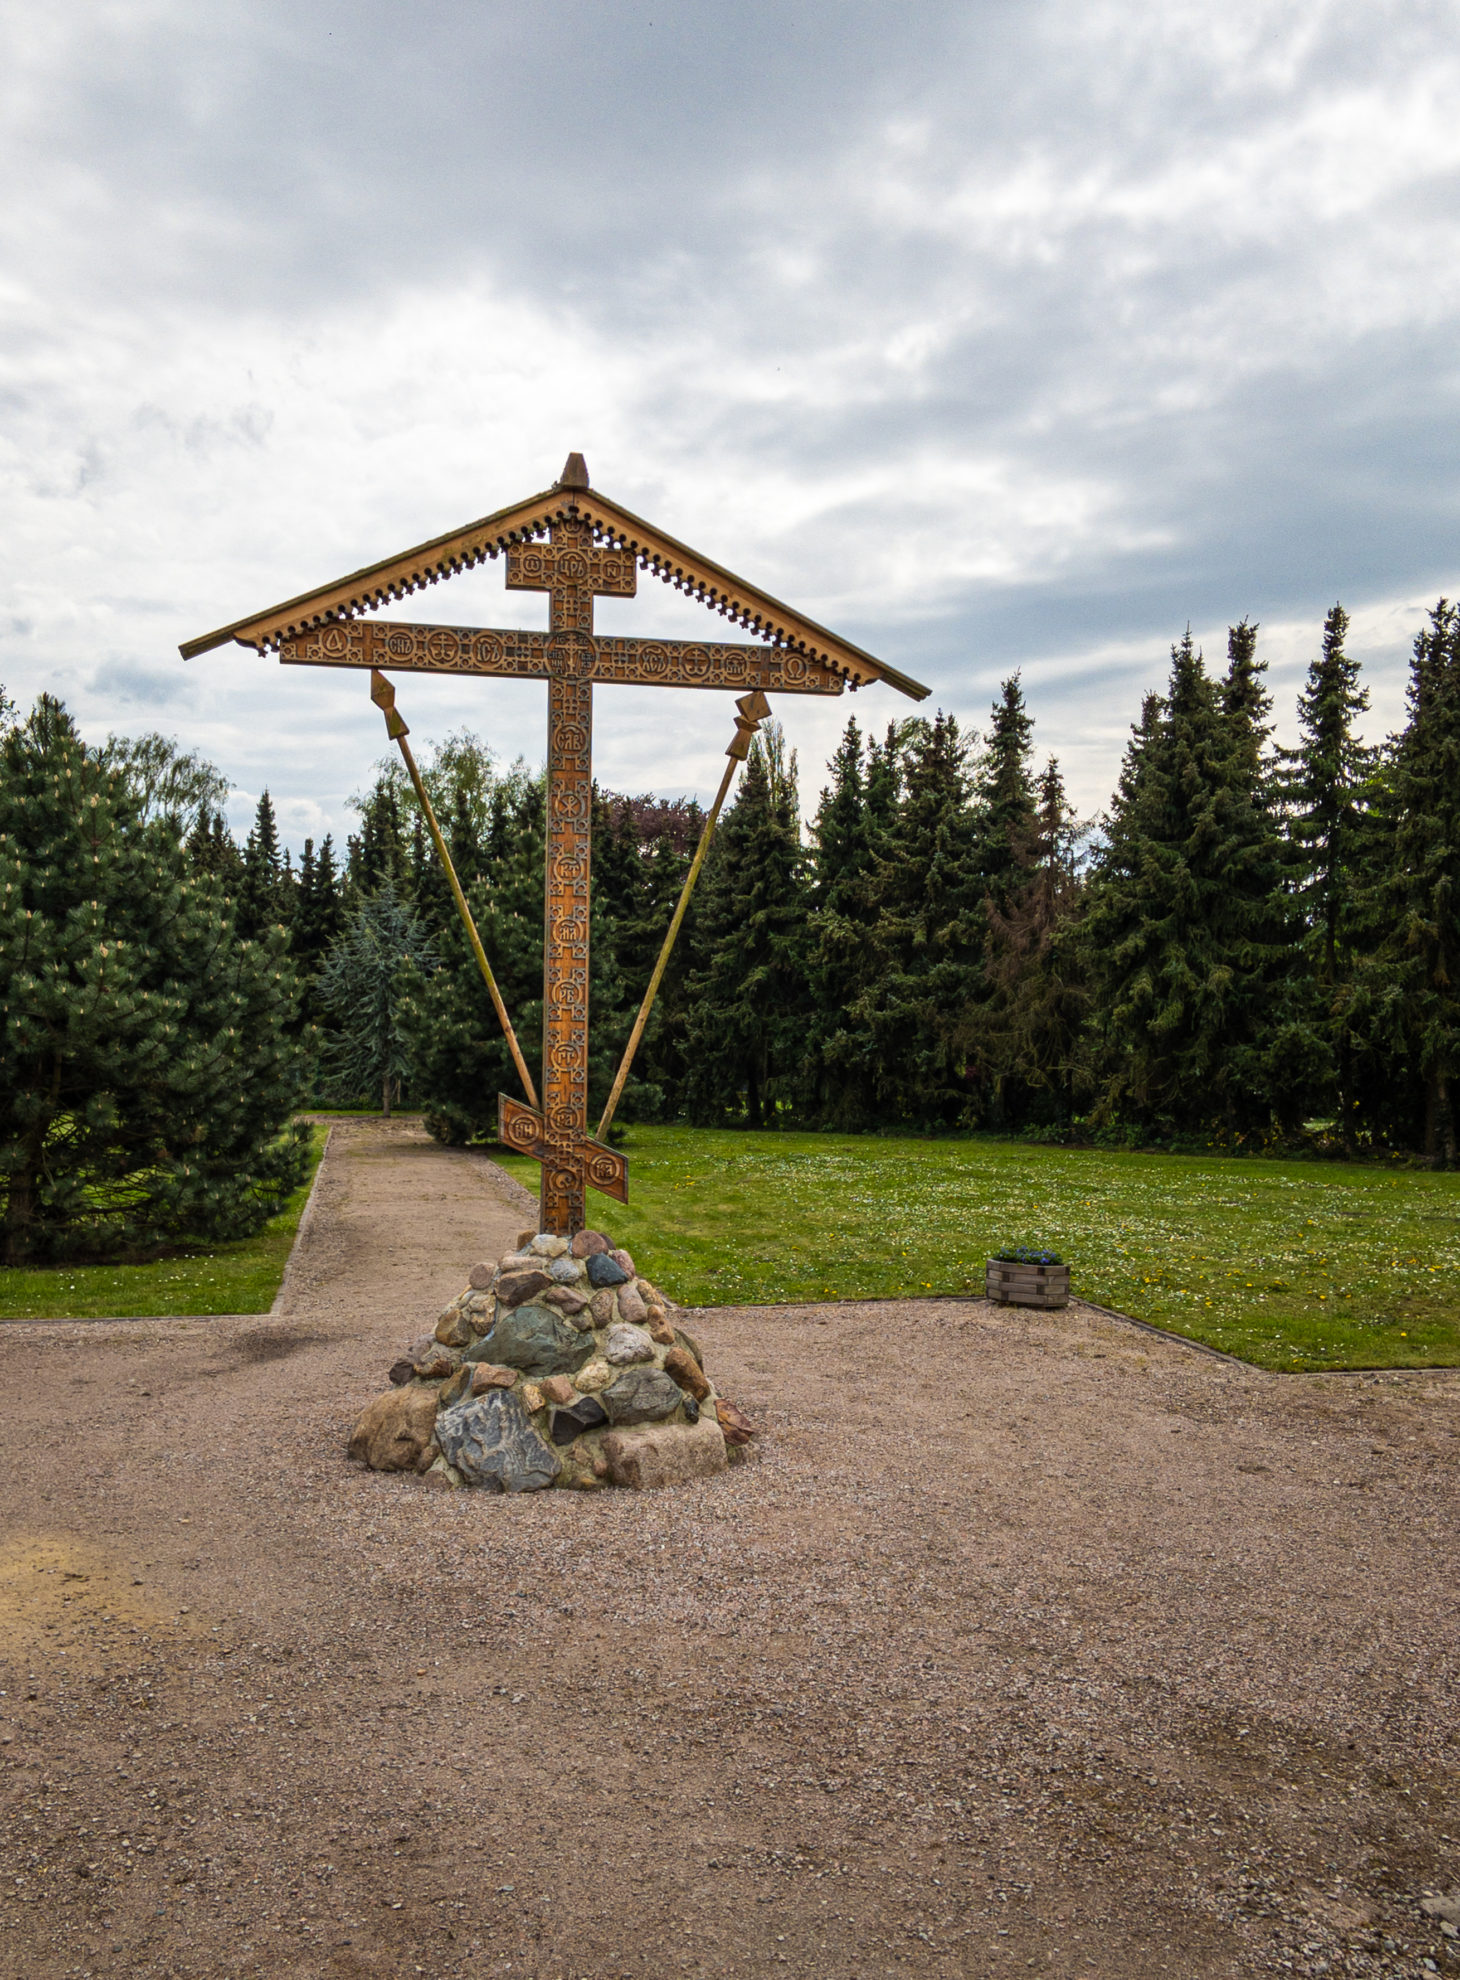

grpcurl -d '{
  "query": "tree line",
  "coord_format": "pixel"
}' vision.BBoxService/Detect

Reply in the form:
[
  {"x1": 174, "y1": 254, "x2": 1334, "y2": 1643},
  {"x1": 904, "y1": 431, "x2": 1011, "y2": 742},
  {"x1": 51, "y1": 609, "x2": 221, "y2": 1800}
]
[
  {"x1": 276, "y1": 599, "x2": 1459, "y2": 1166},
  {"x1": 3, "y1": 594, "x2": 1457, "y2": 1265}
]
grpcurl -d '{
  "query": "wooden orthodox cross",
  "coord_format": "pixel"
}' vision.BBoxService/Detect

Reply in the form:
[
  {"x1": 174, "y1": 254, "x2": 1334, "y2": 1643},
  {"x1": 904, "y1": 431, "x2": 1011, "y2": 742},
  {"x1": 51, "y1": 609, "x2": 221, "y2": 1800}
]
[{"x1": 183, "y1": 454, "x2": 927, "y2": 1234}]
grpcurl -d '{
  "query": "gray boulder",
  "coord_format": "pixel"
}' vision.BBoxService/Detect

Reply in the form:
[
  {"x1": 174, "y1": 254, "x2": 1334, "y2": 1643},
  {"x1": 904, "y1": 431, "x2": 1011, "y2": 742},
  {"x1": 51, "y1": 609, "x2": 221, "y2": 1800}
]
[
  {"x1": 477, "y1": 1302, "x2": 596, "y2": 1379},
  {"x1": 601, "y1": 1366, "x2": 682, "y2": 1426},
  {"x1": 436, "y1": 1390, "x2": 562, "y2": 1493}
]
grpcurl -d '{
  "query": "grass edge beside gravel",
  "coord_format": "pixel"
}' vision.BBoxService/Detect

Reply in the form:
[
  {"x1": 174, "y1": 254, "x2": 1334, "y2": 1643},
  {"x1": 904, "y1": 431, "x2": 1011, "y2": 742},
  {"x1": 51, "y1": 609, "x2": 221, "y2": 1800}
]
[{"x1": 0, "y1": 1124, "x2": 328, "y2": 1322}]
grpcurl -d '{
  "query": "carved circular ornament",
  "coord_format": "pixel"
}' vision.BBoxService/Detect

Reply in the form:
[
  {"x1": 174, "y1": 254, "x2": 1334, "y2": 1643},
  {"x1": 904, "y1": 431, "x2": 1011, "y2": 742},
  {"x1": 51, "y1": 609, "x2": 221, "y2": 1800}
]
[{"x1": 545, "y1": 632, "x2": 596, "y2": 680}]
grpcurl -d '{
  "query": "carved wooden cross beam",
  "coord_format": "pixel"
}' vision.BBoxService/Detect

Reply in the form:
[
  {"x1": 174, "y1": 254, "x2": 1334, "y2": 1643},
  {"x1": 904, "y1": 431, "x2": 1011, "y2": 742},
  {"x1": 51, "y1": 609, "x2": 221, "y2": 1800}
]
[{"x1": 183, "y1": 454, "x2": 928, "y2": 1234}]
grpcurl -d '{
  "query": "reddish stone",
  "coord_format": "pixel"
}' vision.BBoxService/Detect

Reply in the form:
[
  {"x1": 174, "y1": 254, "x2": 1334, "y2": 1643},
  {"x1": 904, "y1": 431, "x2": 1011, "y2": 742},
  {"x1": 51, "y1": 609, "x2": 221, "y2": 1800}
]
[
  {"x1": 494, "y1": 1267, "x2": 554, "y2": 1310},
  {"x1": 616, "y1": 1283, "x2": 648, "y2": 1326},
  {"x1": 663, "y1": 1346, "x2": 710, "y2": 1402},
  {"x1": 570, "y1": 1229, "x2": 610, "y2": 1258},
  {"x1": 540, "y1": 1375, "x2": 575, "y2": 1405},
  {"x1": 542, "y1": 1285, "x2": 590, "y2": 1315},
  {"x1": 714, "y1": 1398, "x2": 756, "y2": 1446},
  {"x1": 468, "y1": 1260, "x2": 495, "y2": 1290},
  {"x1": 469, "y1": 1363, "x2": 519, "y2": 1396},
  {"x1": 610, "y1": 1248, "x2": 636, "y2": 1278}
]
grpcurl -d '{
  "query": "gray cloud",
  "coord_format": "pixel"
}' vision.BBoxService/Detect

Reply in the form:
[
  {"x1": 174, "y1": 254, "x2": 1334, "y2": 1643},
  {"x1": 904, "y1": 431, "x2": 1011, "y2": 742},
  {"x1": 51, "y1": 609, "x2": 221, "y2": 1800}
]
[{"x1": 2, "y1": 0, "x2": 1458, "y2": 833}]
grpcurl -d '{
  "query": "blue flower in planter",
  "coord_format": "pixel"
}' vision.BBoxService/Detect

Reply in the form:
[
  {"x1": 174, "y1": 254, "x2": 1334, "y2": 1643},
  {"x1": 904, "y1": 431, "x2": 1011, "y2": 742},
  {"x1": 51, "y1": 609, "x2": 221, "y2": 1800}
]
[{"x1": 992, "y1": 1245, "x2": 1064, "y2": 1266}]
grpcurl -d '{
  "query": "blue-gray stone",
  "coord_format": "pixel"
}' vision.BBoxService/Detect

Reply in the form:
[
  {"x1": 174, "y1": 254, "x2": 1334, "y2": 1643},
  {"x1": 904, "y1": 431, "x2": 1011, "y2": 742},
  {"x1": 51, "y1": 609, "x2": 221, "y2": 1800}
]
[
  {"x1": 587, "y1": 1253, "x2": 631, "y2": 1289},
  {"x1": 480, "y1": 1302, "x2": 595, "y2": 1379},
  {"x1": 601, "y1": 1366, "x2": 682, "y2": 1426},
  {"x1": 548, "y1": 1255, "x2": 585, "y2": 1284},
  {"x1": 436, "y1": 1391, "x2": 562, "y2": 1493}
]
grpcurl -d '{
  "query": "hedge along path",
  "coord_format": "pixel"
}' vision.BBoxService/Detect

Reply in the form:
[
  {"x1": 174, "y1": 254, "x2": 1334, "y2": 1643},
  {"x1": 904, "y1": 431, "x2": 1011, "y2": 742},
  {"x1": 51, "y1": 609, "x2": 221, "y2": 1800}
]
[{"x1": 0, "y1": 1123, "x2": 331, "y2": 1324}]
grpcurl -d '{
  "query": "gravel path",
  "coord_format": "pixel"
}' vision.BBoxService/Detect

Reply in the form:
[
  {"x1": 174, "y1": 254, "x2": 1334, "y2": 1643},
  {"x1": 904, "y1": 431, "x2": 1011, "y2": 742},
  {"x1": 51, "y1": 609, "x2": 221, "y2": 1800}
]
[{"x1": 1, "y1": 1117, "x2": 1457, "y2": 1980}]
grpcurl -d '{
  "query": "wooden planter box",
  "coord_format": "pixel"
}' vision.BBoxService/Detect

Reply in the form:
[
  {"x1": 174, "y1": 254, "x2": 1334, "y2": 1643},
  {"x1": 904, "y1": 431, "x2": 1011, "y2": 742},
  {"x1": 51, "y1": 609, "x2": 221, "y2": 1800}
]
[{"x1": 985, "y1": 1258, "x2": 1070, "y2": 1309}]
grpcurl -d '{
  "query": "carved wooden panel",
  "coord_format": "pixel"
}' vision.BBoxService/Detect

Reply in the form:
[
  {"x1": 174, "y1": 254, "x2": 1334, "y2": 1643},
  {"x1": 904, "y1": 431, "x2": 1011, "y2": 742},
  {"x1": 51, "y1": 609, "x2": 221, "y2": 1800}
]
[
  {"x1": 542, "y1": 667, "x2": 592, "y2": 1233},
  {"x1": 279, "y1": 620, "x2": 848, "y2": 695},
  {"x1": 507, "y1": 537, "x2": 637, "y2": 600}
]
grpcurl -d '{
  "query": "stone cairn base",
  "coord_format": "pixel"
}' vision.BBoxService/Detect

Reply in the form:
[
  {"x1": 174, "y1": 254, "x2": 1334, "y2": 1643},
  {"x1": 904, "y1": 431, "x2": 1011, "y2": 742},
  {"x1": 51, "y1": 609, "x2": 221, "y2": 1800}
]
[{"x1": 347, "y1": 1226, "x2": 756, "y2": 1492}]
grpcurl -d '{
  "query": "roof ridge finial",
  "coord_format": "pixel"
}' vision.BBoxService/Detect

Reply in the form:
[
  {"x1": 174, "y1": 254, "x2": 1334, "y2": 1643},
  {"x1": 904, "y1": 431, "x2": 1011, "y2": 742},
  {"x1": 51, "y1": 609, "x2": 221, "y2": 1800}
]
[{"x1": 557, "y1": 452, "x2": 590, "y2": 491}]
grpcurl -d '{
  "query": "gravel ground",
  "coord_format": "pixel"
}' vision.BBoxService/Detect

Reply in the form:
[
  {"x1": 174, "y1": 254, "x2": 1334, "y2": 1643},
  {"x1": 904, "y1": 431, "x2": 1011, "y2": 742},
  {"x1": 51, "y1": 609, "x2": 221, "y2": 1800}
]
[{"x1": 1, "y1": 1116, "x2": 1458, "y2": 1980}]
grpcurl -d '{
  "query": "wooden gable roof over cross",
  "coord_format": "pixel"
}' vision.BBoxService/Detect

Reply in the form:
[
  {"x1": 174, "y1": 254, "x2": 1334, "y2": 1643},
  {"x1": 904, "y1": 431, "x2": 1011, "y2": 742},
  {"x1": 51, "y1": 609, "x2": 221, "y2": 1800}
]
[{"x1": 182, "y1": 455, "x2": 928, "y2": 1234}]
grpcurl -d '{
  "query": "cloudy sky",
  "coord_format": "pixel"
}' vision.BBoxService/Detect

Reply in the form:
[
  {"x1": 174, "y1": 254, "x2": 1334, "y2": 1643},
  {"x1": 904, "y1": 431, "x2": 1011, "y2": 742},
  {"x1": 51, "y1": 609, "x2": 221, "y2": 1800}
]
[{"x1": 3, "y1": 0, "x2": 1459, "y2": 846}]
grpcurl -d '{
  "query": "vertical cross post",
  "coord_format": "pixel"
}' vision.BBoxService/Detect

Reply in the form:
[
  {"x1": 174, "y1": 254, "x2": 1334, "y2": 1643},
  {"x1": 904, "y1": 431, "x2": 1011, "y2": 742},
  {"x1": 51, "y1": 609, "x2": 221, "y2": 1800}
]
[{"x1": 505, "y1": 506, "x2": 636, "y2": 1233}]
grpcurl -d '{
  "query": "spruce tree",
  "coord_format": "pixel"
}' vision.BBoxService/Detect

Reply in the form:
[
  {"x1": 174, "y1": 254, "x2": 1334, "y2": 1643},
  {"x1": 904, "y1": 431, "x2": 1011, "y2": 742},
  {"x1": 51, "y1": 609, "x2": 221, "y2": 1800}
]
[
  {"x1": 681, "y1": 727, "x2": 807, "y2": 1128},
  {"x1": 1221, "y1": 617, "x2": 1272, "y2": 772},
  {"x1": 802, "y1": 719, "x2": 883, "y2": 1126},
  {"x1": 348, "y1": 777, "x2": 411, "y2": 897},
  {"x1": 237, "y1": 790, "x2": 283, "y2": 940},
  {"x1": 293, "y1": 834, "x2": 344, "y2": 968},
  {"x1": 972, "y1": 675, "x2": 1037, "y2": 911},
  {"x1": 1282, "y1": 604, "x2": 1374, "y2": 1148},
  {"x1": 852, "y1": 712, "x2": 984, "y2": 1127},
  {"x1": 605, "y1": 796, "x2": 698, "y2": 1116},
  {"x1": 0, "y1": 696, "x2": 306, "y2": 1263},
  {"x1": 1080, "y1": 632, "x2": 1297, "y2": 1135},
  {"x1": 1353, "y1": 601, "x2": 1460, "y2": 1162},
  {"x1": 402, "y1": 776, "x2": 547, "y2": 1141},
  {"x1": 188, "y1": 807, "x2": 245, "y2": 889},
  {"x1": 978, "y1": 758, "x2": 1089, "y2": 1126},
  {"x1": 317, "y1": 879, "x2": 437, "y2": 1115}
]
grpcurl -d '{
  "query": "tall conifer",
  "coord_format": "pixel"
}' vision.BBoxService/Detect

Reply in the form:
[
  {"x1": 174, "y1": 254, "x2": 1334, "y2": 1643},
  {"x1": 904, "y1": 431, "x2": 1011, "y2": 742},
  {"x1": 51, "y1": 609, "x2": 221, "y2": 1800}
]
[
  {"x1": 237, "y1": 790, "x2": 283, "y2": 940},
  {"x1": 681, "y1": 728, "x2": 807, "y2": 1127},
  {"x1": 972, "y1": 675, "x2": 1037, "y2": 911},
  {"x1": 852, "y1": 713, "x2": 983, "y2": 1126},
  {"x1": 1355, "y1": 601, "x2": 1460, "y2": 1162},
  {"x1": 977, "y1": 758, "x2": 1089, "y2": 1126},
  {"x1": 0, "y1": 697, "x2": 305, "y2": 1261},
  {"x1": 1081, "y1": 632, "x2": 1295, "y2": 1134},
  {"x1": 1283, "y1": 604, "x2": 1374, "y2": 1147}
]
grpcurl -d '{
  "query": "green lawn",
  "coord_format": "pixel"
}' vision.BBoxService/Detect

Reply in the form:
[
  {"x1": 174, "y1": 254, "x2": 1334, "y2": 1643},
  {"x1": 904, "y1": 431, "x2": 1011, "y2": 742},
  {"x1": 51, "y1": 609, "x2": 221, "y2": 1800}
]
[
  {"x1": 0, "y1": 1125, "x2": 328, "y2": 1322},
  {"x1": 495, "y1": 1126, "x2": 1460, "y2": 1372}
]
